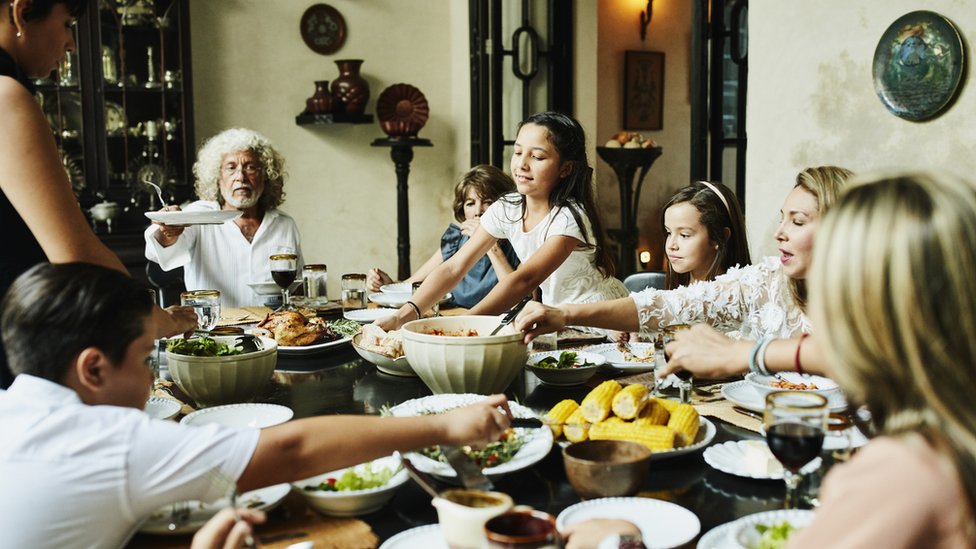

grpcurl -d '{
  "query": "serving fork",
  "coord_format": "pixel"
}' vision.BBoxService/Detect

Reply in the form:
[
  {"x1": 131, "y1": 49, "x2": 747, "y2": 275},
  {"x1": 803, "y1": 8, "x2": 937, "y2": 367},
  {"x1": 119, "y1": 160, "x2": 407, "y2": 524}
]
[{"x1": 143, "y1": 177, "x2": 166, "y2": 208}]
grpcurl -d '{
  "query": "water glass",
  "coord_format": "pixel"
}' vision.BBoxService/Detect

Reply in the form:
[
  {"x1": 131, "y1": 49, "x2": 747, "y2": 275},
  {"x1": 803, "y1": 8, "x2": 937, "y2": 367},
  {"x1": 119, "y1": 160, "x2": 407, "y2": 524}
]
[
  {"x1": 411, "y1": 282, "x2": 441, "y2": 317},
  {"x1": 662, "y1": 324, "x2": 692, "y2": 402},
  {"x1": 303, "y1": 263, "x2": 328, "y2": 302},
  {"x1": 341, "y1": 273, "x2": 368, "y2": 312},
  {"x1": 180, "y1": 290, "x2": 220, "y2": 332}
]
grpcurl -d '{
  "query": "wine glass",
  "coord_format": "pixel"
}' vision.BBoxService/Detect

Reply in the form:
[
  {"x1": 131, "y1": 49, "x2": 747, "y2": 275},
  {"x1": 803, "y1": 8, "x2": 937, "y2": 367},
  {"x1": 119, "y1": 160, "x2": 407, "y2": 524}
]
[
  {"x1": 764, "y1": 391, "x2": 829, "y2": 509},
  {"x1": 270, "y1": 253, "x2": 298, "y2": 310}
]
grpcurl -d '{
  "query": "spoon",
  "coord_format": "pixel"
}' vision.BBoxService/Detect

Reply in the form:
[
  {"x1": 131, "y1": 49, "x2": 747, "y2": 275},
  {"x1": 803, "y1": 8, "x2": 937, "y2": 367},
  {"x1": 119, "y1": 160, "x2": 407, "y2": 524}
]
[
  {"x1": 401, "y1": 457, "x2": 440, "y2": 499},
  {"x1": 143, "y1": 177, "x2": 166, "y2": 207},
  {"x1": 490, "y1": 293, "x2": 534, "y2": 336}
]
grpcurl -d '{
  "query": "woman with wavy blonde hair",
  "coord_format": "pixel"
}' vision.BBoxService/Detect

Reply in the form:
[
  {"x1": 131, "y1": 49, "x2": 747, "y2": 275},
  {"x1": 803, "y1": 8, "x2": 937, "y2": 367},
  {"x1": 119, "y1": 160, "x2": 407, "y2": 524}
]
[
  {"x1": 787, "y1": 172, "x2": 976, "y2": 546},
  {"x1": 144, "y1": 128, "x2": 302, "y2": 308}
]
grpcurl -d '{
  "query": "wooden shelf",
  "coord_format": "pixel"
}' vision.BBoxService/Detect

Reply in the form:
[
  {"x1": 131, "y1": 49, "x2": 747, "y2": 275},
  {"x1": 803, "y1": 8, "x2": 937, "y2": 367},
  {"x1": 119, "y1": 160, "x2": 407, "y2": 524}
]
[{"x1": 295, "y1": 112, "x2": 375, "y2": 125}]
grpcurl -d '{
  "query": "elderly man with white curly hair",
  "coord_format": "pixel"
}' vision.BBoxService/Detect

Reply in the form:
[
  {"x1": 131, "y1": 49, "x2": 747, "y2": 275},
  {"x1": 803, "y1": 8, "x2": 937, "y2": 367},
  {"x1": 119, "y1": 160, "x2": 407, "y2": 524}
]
[{"x1": 145, "y1": 128, "x2": 303, "y2": 308}]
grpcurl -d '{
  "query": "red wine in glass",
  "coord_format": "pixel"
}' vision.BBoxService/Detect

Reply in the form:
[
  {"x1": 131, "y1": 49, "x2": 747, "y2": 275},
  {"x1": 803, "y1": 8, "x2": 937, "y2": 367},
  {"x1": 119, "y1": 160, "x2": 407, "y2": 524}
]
[
  {"x1": 269, "y1": 253, "x2": 298, "y2": 310},
  {"x1": 766, "y1": 421, "x2": 825, "y2": 472},
  {"x1": 271, "y1": 269, "x2": 297, "y2": 288}
]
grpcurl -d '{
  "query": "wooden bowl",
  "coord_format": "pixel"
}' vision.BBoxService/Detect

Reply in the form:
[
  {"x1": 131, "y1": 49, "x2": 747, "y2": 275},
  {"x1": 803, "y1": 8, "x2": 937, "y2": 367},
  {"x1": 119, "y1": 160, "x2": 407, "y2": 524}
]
[{"x1": 562, "y1": 440, "x2": 651, "y2": 499}]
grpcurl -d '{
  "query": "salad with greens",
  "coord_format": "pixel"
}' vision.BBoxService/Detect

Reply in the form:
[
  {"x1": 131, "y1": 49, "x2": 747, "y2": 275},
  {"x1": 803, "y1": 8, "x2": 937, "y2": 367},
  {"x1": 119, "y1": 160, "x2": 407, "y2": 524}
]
[
  {"x1": 534, "y1": 351, "x2": 595, "y2": 370},
  {"x1": 753, "y1": 521, "x2": 798, "y2": 549},
  {"x1": 306, "y1": 462, "x2": 398, "y2": 492},
  {"x1": 167, "y1": 337, "x2": 243, "y2": 357}
]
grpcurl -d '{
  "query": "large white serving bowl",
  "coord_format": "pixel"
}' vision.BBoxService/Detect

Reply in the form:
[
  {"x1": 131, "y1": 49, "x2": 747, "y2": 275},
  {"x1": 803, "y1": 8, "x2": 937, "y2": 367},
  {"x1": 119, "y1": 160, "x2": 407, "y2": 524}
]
[
  {"x1": 744, "y1": 371, "x2": 841, "y2": 400},
  {"x1": 166, "y1": 336, "x2": 277, "y2": 407},
  {"x1": 293, "y1": 454, "x2": 408, "y2": 517},
  {"x1": 400, "y1": 315, "x2": 527, "y2": 394}
]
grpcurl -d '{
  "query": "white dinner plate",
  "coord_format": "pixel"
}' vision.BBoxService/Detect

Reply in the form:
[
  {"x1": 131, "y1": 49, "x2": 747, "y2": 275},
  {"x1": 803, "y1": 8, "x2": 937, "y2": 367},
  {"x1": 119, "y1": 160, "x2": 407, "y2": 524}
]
[
  {"x1": 139, "y1": 483, "x2": 291, "y2": 535},
  {"x1": 144, "y1": 396, "x2": 181, "y2": 420},
  {"x1": 697, "y1": 509, "x2": 815, "y2": 549},
  {"x1": 344, "y1": 308, "x2": 397, "y2": 323},
  {"x1": 556, "y1": 416, "x2": 717, "y2": 461},
  {"x1": 368, "y1": 292, "x2": 453, "y2": 308},
  {"x1": 379, "y1": 282, "x2": 413, "y2": 294},
  {"x1": 721, "y1": 380, "x2": 848, "y2": 413},
  {"x1": 557, "y1": 497, "x2": 700, "y2": 549},
  {"x1": 389, "y1": 394, "x2": 553, "y2": 481},
  {"x1": 703, "y1": 440, "x2": 821, "y2": 480},
  {"x1": 180, "y1": 403, "x2": 293, "y2": 429},
  {"x1": 145, "y1": 210, "x2": 242, "y2": 225},
  {"x1": 247, "y1": 282, "x2": 282, "y2": 296},
  {"x1": 379, "y1": 524, "x2": 445, "y2": 549},
  {"x1": 277, "y1": 335, "x2": 352, "y2": 356},
  {"x1": 585, "y1": 342, "x2": 658, "y2": 372}
]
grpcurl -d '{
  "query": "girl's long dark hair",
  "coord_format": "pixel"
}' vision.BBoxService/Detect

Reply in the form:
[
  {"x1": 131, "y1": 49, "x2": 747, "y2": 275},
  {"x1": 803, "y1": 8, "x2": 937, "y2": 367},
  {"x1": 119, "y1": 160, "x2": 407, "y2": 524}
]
[{"x1": 508, "y1": 111, "x2": 616, "y2": 277}]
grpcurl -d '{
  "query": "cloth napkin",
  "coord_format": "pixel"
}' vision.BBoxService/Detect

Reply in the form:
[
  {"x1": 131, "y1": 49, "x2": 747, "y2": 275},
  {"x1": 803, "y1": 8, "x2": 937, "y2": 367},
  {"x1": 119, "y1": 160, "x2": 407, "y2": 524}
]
[{"x1": 216, "y1": 306, "x2": 272, "y2": 327}]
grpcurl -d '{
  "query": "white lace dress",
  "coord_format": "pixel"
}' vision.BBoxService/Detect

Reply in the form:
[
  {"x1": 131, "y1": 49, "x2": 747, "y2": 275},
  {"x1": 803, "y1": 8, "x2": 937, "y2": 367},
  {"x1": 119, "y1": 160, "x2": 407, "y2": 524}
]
[{"x1": 631, "y1": 256, "x2": 810, "y2": 339}]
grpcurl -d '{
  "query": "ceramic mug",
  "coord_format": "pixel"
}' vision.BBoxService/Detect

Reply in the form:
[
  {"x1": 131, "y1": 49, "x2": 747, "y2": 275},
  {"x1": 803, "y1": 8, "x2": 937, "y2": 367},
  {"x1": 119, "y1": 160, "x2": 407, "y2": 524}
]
[
  {"x1": 484, "y1": 510, "x2": 561, "y2": 548},
  {"x1": 431, "y1": 489, "x2": 514, "y2": 549}
]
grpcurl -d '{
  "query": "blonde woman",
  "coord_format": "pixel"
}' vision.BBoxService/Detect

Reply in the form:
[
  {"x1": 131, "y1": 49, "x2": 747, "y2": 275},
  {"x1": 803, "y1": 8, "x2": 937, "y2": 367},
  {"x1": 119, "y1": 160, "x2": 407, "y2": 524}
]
[
  {"x1": 515, "y1": 167, "x2": 853, "y2": 352},
  {"x1": 788, "y1": 172, "x2": 975, "y2": 547}
]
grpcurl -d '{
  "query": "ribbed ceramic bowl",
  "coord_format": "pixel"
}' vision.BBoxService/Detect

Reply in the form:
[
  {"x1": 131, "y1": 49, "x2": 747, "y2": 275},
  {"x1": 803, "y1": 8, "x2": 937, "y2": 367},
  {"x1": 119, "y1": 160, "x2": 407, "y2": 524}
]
[
  {"x1": 401, "y1": 315, "x2": 527, "y2": 394},
  {"x1": 166, "y1": 336, "x2": 277, "y2": 407},
  {"x1": 293, "y1": 454, "x2": 408, "y2": 517}
]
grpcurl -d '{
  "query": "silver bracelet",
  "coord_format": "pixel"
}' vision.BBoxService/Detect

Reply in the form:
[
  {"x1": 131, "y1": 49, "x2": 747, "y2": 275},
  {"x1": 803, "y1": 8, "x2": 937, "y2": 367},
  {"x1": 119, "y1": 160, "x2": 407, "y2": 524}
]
[
  {"x1": 748, "y1": 337, "x2": 767, "y2": 375},
  {"x1": 756, "y1": 337, "x2": 774, "y2": 376}
]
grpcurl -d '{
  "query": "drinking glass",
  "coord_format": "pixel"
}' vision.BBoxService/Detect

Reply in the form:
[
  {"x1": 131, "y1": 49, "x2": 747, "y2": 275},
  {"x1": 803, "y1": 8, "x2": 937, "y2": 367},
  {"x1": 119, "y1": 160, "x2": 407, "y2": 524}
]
[
  {"x1": 303, "y1": 263, "x2": 328, "y2": 303},
  {"x1": 270, "y1": 253, "x2": 298, "y2": 310},
  {"x1": 180, "y1": 290, "x2": 220, "y2": 332},
  {"x1": 662, "y1": 324, "x2": 692, "y2": 402},
  {"x1": 342, "y1": 273, "x2": 368, "y2": 312},
  {"x1": 764, "y1": 391, "x2": 829, "y2": 509},
  {"x1": 411, "y1": 281, "x2": 441, "y2": 317}
]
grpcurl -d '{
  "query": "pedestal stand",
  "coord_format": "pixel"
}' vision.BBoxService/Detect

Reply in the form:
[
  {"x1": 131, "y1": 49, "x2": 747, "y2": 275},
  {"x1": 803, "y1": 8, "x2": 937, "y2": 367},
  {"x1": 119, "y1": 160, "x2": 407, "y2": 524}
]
[
  {"x1": 596, "y1": 146, "x2": 663, "y2": 276},
  {"x1": 370, "y1": 137, "x2": 433, "y2": 280}
]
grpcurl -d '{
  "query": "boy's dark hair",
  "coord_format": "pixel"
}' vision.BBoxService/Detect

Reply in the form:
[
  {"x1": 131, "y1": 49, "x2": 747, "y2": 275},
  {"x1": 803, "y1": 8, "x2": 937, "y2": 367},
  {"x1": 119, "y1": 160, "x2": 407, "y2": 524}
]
[
  {"x1": 13, "y1": 0, "x2": 87, "y2": 21},
  {"x1": 1, "y1": 263, "x2": 154, "y2": 382}
]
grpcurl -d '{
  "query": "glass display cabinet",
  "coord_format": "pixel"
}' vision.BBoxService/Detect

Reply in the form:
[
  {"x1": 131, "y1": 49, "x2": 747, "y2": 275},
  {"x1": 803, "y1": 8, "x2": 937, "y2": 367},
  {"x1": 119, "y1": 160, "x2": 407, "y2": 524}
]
[{"x1": 36, "y1": 0, "x2": 194, "y2": 274}]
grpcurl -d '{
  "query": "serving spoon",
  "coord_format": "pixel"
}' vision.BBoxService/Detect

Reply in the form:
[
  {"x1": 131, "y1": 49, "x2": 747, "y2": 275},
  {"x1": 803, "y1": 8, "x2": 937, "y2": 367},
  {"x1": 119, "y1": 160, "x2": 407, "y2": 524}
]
[
  {"x1": 143, "y1": 177, "x2": 166, "y2": 207},
  {"x1": 490, "y1": 293, "x2": 534, "y2": 336}
]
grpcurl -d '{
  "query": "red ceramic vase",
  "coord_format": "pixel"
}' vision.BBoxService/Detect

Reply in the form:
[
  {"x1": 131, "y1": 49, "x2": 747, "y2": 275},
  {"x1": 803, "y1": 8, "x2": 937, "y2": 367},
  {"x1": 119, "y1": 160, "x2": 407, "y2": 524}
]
[
  {"x1": 305, "y1": 80, "x2": 332, "y2": 114},
  {"x1": 330, "y1": 59, "x2": 369, "y2": 115}
]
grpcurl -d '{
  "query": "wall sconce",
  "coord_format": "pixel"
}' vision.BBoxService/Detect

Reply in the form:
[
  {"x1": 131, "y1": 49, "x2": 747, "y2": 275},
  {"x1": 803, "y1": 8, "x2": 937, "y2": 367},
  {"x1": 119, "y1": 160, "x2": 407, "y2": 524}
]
[
  {"x1": 639, "y1": 0, "x2": 653, "y2": 42},
  {"x1": 639, "y1": 250, "x2": 651, "y2": 265}
]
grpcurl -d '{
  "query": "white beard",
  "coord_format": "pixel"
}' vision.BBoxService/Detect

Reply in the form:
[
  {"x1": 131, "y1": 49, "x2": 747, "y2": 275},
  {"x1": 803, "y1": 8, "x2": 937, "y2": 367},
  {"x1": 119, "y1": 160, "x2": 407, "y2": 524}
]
[{"x1": 223, "y1": 190, "x2": 260, "y2": 209}]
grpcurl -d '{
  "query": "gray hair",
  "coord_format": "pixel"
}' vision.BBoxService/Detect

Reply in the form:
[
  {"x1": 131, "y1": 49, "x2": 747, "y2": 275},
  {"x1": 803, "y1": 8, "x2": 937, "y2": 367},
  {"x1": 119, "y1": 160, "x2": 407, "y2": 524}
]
[{"x1": 193, "y1": 128, "x2": 287, "y2": 210}]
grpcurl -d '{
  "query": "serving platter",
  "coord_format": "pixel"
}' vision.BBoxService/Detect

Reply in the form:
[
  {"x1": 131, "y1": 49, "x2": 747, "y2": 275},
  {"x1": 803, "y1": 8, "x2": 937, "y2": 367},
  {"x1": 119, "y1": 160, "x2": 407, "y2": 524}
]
[
  {"x1": 277, "y1": 335, "x2": 352, "y2": 356},
  {"x1": 389, "y1": 393, "x2": 552, "y2": 481},
  {"x1": 144, "y1": 210, "x2": 242, "y2": 225},
  {"x1": 556, "y1": 416, "x2": 716, "y2": 461},
  {"x1": 138, "y1": 483, "x2": 291, "y2": 535},
  {"x1": 557, "y1": 497, "x2": 700, "y2": 549},
  {"x1": 721, "y1": 380, "x2": 848, "y2": 413}
]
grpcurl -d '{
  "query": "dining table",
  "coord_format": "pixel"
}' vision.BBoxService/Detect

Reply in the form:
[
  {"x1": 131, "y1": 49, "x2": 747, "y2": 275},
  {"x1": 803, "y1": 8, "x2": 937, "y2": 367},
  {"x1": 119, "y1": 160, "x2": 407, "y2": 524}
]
[{"x1": 128, "y1": 311, "x2": 839, "y2": 549}]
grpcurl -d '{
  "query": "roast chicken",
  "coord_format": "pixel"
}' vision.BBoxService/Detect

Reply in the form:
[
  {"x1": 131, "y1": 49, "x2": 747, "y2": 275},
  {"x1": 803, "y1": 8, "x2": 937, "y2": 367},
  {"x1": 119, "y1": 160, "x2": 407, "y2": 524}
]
[{"x1": 255, "y1": 310, "x2": 340, "y2": 347}]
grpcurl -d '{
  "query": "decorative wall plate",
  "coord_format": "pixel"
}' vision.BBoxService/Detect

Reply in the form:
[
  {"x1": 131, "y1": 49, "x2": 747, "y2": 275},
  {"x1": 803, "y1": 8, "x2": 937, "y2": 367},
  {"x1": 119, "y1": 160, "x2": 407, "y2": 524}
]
[
  {"x1": 872, "y1": 11, "x2": 964, "y2": 121},
  {"x1": 300, "y1": 4, "x2": 346, "y2": 55},
  {"x1": 376, "y1": 83, "x2": 430, "y2": 138}
]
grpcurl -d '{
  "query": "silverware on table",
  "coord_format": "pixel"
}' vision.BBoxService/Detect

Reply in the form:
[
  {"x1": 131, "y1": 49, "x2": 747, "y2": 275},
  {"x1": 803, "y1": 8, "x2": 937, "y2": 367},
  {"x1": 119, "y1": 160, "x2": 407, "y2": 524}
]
[
  {"x1": 490, "y1": 293, "x2": 535, "y2": 336},
  {"x1": 732, "y1": 406, "x2": 763, "y2": 421},
  {"x1": 402, "y1": 457, "x2": 441, "y2": 499},
  {"x1": 442, "y1": 446, "x2": 494, "y2": 490}
]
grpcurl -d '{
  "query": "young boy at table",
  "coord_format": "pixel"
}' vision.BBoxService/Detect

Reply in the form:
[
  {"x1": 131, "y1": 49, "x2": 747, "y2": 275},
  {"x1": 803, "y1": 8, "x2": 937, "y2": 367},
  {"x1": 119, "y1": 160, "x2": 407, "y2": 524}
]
[{"x1": 0, "y1": 263, "x2": 512, "y2": 549}]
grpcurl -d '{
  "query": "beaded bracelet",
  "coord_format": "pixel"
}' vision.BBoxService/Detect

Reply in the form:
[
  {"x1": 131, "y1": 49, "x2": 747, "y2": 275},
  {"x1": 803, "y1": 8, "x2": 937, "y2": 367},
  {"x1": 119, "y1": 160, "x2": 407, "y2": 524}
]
[
  {"x1": 405, "y1": 300, "x2": 422, "y2": 320},
  {"x1": 795, "y1": 333, "x2": 810, "y2": 375}
]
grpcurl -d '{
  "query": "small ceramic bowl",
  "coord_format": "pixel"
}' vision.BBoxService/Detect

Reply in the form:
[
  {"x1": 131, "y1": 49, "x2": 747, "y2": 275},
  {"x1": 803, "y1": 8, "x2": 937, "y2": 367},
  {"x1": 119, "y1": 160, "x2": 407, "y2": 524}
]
[
  {"x1": 562, "y1": 440, "x2": 652, "y2": 500},
  {"x1": 293, "y1": 455, "x2": 408, "y2": 517},
  {"x1": 525, "y1": 351, "x2": 605, "y2": 387}
]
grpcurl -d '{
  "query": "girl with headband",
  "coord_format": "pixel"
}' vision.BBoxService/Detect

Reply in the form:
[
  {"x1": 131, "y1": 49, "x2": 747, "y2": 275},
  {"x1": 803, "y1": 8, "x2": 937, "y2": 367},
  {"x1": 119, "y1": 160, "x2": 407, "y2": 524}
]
[{"x1": 661, "y1": 180, "x2": 750, "y2": 289}]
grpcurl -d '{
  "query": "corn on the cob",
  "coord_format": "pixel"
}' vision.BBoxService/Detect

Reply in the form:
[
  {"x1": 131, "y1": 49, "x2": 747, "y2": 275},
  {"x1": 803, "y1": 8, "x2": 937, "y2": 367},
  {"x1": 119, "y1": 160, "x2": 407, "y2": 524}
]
[
  {"x1": 544, "y1": 399, "x2": 579, "y2": 439},
  {"x1": 563, "y1": 409, "x2": 590, "y2": 443},
  {"x1": 635, "y1": 399, "x2": 670, "y2": 426},
  {"x1": 667, "y1": 403, "x2": 700, "y2": 447},
  {"x1": 580, "y1": 380, "x2": 622, "y2": 423},
  {"x1": 654, "y1": 396, "x2": 681, "y2": 413},
  {"x1": 589, "y1": 420, "x2": 675, "y2": 452},
  {"x1": 611, "y1": 384, "x2": 649, "y2": 419}
]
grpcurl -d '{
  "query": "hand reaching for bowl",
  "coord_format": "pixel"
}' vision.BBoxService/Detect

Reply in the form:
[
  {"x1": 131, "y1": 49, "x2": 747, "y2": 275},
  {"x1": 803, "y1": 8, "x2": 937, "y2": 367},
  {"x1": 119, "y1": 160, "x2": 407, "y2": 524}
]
[
  {"x1": 439, "y1": 394, "x2": 513, "y2": 449},
  {"x1": 152, "y1": 205, "x2": 186, "y2": 246},
  {"x1": 367, "y1": 268, "x2": 395, "y2": 292}
]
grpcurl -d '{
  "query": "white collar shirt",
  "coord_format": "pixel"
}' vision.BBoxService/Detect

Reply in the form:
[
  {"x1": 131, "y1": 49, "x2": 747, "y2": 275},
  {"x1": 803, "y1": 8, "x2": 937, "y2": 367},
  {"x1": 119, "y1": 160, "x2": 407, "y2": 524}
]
[{"x1": 0, "y1": 375, "x2": 259, "y2": 548}]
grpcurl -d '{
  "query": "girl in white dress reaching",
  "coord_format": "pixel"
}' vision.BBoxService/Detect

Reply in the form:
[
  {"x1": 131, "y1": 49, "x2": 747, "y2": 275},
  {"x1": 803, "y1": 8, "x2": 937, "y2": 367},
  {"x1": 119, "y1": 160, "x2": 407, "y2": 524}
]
[{"x1": 377, "y1": 111, "x2": 627, "y2": 330}]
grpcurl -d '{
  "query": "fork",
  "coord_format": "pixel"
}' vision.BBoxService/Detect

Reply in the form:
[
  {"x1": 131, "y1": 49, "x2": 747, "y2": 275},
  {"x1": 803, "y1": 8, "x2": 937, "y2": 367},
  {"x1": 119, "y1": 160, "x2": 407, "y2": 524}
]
[
  {"x1": 143, "y1": 177, "x2": 166, "y2": 207},
  {"x1": 228, "y1": 487, "x2": 257, "y2": 549},
  {"x1": 166, "y1": 500, "x2": 190, "y2": 531}
]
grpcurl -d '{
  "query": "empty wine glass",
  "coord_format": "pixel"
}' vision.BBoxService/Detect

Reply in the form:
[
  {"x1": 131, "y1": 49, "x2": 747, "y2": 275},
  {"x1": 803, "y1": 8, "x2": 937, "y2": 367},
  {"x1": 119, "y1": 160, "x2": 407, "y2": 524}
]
[
  {"x1": 764, "y1": 391, "x2": 829, "y2": 509},
  {"x1": 270, "y1": 253, "x2": 298, "y2": 310}
]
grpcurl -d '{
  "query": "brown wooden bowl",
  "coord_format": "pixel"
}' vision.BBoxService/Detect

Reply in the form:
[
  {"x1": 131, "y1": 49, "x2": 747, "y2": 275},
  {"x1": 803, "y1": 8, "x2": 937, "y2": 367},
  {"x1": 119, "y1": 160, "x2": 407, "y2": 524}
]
[{"x1": 562, "y1": 440, "x2": 652, "y2": 499}]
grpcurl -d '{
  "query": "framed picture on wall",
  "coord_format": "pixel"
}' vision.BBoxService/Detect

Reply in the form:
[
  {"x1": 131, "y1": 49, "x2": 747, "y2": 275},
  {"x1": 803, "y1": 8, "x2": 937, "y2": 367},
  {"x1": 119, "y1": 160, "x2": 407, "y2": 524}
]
[{"x1": 624, "y1": 51, "x2": 665, "y2": 130}]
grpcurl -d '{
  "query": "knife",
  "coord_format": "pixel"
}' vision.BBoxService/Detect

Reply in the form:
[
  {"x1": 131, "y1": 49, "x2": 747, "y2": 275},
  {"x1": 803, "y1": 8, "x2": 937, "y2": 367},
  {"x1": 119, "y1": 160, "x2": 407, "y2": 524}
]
[{"x1": 442, "y1": 445, "x2": 494, "y2": 491}]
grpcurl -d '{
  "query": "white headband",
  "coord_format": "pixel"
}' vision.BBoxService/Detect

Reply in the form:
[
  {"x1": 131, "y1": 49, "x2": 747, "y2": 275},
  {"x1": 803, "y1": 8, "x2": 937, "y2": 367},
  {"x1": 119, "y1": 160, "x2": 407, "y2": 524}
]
[{"x1": 698, "y1": 180, "x2": 731, "y2": 215}]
